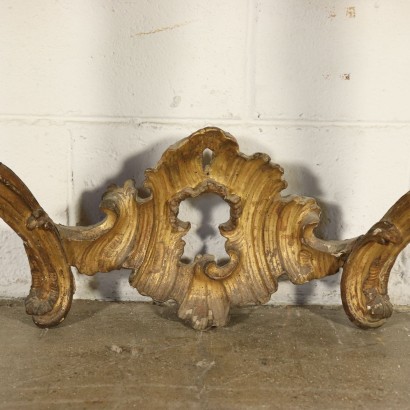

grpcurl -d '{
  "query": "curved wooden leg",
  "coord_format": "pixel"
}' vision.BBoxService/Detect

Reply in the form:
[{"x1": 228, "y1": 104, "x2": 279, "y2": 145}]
[
  {"x1": 0, "y1": 163, "x2": 74, "y2": 327},
  {"x1": 341, "y1": 192, "x2": 410, "y2": 328}
]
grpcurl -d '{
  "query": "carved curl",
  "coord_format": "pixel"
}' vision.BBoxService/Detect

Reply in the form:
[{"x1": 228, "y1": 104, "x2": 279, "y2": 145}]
[
  {"x1": 0, "y1": 164, "x2": 73, "y2": 327},
  {"x1": 341, "y1": 193, "x2": 410, "y2": 328}
]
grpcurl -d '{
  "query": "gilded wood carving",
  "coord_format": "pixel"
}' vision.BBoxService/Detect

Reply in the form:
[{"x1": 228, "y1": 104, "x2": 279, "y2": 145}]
[{"x1": 0, "y1": 128, "x2": 409, "y2": 329}]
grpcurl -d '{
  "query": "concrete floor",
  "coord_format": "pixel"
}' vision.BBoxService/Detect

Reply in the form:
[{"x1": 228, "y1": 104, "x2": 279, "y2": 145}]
[{"x1": 1, "y1": 300, "x2": 410, "y2": 410}]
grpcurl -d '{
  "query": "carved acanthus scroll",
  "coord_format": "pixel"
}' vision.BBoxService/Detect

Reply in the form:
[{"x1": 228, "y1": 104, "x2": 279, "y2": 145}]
[{"x1": 0, "y1": 128, "x2": 409, "y2": 330}]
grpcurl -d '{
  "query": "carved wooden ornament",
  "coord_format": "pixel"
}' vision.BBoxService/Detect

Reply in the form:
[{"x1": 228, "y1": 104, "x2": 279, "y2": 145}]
[{"x1": 0, "y1": 128, "x2": 409, "y2": 330}]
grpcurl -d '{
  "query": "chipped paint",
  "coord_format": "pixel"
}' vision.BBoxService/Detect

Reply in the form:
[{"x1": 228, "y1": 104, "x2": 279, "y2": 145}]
[
  {"x1": 133, "y1": 21, "x2": 192, "y2": 37},
  {"x1": 346, "y1": 6, "x2": 356, "y2": 18}
]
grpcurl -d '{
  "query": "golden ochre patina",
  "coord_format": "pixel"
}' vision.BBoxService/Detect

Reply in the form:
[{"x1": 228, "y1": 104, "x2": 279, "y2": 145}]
[{"x1": 0, "y1": 128, "x2": 409, "y2": 330}]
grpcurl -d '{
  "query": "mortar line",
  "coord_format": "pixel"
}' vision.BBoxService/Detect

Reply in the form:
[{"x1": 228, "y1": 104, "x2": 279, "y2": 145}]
[
  {"x1": 67, "y1": 132, "x2": 75, "y2": 226},
  {"x1": 1, "y1": 114, "x2": 410, "y2": 129},
  {"x1": 244, "y1": 0, "x2": 256, "y2": 122}
]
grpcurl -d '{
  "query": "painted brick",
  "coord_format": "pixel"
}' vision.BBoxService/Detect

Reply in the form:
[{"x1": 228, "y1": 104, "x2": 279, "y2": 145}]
[
  {"x1": 254, "y1": 0, "x2": 410, "y2": 121},
  {"x1": 0, "y1": 1, "x2": 409, "y2": 306}
]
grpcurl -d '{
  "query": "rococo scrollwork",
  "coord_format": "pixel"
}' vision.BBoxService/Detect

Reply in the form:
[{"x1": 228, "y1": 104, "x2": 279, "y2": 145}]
[{"x1": 1, "y1": 128, "x2": 409, "y2": 330}]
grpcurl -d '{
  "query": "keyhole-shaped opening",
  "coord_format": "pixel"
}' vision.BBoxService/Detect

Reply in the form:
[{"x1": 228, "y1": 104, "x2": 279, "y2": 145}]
[
  {"x1": 178, "y1": 193, "x2": 230, "y2": 263},
  {"x1": 202, "y1": 148, "x2": 214, "y2": 173}
]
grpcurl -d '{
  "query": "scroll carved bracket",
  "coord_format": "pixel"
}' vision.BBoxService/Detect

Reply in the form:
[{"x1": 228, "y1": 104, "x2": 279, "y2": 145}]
[{"x1": 1, "y1": 127, "x2": 409, "y2": 330}]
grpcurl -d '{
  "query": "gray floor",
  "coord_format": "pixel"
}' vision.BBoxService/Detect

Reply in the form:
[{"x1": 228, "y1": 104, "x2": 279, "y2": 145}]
[{"x1": 1, "y1": 300, "x2": 410, "y2": 409}]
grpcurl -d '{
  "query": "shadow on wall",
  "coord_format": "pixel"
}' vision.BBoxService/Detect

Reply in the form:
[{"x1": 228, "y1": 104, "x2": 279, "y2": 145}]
[
  {"x1": 239, "y1": 136, "x2": 346, "y2": 305},
  {"x1": 75, "y1": 137, "x2": 234, "y2": 300},
  {"x1": 279, "y1": 163, "x2": 344, "y2": 305},
  {"x1": 74, "y1": 136, "x2": 346, "y2": 305},
  {"x1": 77, "y1": 137, "x2": 174, "y2": 226},
  {"x1": 238, "y1": 137, "x2": 345, "y2": 240},
  {"x1": 76, "y1": 137, "x2": 174, "y2": 300},
  {"x1": 282, "y1": 163, "x2": 344, "y2": 241}
]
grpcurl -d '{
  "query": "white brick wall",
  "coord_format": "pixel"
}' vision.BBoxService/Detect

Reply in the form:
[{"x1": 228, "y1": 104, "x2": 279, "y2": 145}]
[{"x1": 1, "y1": 0, "x2": 409, "y2": 305}]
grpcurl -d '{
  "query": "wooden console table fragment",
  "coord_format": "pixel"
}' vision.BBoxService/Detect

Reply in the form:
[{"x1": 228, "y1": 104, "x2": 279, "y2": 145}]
[{"x1": 0, "y1": 128, "x2": 409, "y2": 330}]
